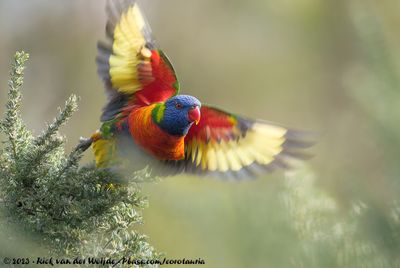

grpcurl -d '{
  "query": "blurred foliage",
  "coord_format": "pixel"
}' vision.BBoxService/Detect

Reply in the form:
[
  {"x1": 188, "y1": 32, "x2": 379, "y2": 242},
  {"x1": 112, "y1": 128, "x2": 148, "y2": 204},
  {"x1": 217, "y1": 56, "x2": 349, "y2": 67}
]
[
  {"x1": 0, "y1": 52, "x2": 159, "y2": 266},
  {"x1": 1, "y1": 0, "x2": 400, "y2": 267},
  {"x1": 284, "y1": 166, "x2": 400, "y2": 267}
]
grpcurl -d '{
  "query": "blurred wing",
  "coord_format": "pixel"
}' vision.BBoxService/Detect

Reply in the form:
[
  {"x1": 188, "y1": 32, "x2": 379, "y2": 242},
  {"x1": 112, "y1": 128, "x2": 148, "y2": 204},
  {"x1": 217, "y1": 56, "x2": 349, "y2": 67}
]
[
  {"x1": 164, "y1": 106, "x2": 313, "y2": 179},
  {"x1": 97, "y1": 0, "x2": 179, "y2": 121}
]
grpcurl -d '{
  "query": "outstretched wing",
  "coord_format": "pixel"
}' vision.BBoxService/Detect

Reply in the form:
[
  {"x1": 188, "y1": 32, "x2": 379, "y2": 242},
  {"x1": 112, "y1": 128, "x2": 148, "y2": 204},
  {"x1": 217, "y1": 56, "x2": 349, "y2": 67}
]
[
  {"x1": 165, "y1": 106, "x2": 313, "y2": 179},
  {"x1": 97, "y1": 0, "x2": 179, "y2": 122}
]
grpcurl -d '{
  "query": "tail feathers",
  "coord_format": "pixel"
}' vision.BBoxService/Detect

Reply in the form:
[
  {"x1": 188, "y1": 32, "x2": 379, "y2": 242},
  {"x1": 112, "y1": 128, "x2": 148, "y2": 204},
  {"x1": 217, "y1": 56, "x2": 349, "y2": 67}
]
[
  {"x1": 92, "y1": 135, "x2": 118, "y2": 168},
  {"x1": 77, "y1": 132, "x2": 117, "y2": 168}
]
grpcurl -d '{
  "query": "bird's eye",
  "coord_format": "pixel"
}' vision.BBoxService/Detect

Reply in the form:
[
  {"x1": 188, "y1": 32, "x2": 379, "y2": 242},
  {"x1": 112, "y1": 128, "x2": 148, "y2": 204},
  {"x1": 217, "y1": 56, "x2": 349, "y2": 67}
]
[{"x1": 175, "y1": 103, "x2": 183, "y2": 109}]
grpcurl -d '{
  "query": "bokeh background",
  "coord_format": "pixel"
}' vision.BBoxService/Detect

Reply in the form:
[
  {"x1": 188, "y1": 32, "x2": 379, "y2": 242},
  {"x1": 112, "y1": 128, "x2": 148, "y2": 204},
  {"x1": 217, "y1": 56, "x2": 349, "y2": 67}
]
[{"x1": 1, "y1": 0, "x2": 400, "y2": 267}]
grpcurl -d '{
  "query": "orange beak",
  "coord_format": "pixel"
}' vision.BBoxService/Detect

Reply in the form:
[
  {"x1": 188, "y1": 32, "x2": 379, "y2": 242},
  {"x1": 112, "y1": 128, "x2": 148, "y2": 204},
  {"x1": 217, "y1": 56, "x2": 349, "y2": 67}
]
[{"x1": 188, "y1": 106, "x2": 201, "y2": 125}]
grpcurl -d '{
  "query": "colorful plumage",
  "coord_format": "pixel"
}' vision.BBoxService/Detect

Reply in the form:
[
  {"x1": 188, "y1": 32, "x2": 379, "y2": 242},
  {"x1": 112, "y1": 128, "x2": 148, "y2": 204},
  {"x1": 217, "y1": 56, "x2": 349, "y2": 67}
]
[{"x1": 83, "y1": 0, "x2": 313, "y2": 179}]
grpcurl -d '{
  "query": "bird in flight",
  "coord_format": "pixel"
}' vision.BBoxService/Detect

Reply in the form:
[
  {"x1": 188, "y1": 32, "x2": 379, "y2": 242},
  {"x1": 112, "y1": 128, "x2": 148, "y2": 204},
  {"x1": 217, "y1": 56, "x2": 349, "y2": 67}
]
[{"x1": 80, "y1": 0, "x2": 313, "y2": 180}]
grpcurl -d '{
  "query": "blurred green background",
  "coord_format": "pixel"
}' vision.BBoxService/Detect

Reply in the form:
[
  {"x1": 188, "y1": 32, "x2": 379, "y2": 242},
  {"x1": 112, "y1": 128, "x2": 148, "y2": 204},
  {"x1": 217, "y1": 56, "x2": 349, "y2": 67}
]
[{"x1": 1, "y1": 0, "x2": 400, "y2": 267}]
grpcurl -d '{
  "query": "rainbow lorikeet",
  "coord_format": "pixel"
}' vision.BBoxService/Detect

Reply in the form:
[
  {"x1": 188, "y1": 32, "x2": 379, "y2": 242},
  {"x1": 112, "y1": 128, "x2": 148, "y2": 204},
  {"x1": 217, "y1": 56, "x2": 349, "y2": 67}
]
[{"x1": 80, "y1": 0, "x2": 313, "y2": 179}]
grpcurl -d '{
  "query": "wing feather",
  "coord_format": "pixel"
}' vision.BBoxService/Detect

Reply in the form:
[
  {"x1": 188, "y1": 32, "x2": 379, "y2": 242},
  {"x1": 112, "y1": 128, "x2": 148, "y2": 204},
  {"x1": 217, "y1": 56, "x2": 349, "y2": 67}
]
[
  {"x1": 163, "y1": 106, "x2": 314, "y2": 179},
  {"x1": 97, "y1": 0, "x2": 179, "y2": 122}
]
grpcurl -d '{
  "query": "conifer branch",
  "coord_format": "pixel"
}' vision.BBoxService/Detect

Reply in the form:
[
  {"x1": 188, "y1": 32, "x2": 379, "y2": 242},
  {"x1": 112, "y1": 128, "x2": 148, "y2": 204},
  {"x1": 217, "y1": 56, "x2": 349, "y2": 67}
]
[
  {"x1": 2, "y1": 51, "x2": 31, "y2": 162},
  {"x1": 0, "y1": 52, "x2": 159, "y2": 266},
  {"x1": 35, "y1": 95, "x2": 78, "y2": 147}
]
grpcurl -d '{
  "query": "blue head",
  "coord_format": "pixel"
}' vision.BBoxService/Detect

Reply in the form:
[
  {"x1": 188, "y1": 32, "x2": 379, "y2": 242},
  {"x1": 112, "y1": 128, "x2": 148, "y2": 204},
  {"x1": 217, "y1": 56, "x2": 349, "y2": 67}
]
[{"x1": 152, "y1": 95, "x2": 201, "y2": 136}]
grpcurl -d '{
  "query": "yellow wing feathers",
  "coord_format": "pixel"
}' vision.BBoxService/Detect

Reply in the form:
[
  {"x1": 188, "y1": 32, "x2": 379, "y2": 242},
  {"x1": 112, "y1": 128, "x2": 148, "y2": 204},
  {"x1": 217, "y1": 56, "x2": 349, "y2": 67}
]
[
  {"x1": 185, "y1": 123, "x2": 288, "y2": 173},
  {"x1": 108, "y1": 3, "x2": 150, "y2": 93}
]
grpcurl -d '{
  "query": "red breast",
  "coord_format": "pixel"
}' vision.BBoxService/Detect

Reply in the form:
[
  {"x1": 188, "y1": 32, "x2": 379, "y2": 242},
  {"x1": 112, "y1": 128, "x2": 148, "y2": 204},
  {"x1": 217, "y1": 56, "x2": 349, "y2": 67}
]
[{"x1": 128, "y1": 105, "x2": 185, "y2": 160}]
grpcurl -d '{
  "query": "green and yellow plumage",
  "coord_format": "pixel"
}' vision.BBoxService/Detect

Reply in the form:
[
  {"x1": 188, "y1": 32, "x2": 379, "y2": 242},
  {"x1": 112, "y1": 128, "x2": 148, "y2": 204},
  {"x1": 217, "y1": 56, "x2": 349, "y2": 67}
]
[{"x1": 151, "y1": 103, "x2": 165, "y2": 124}]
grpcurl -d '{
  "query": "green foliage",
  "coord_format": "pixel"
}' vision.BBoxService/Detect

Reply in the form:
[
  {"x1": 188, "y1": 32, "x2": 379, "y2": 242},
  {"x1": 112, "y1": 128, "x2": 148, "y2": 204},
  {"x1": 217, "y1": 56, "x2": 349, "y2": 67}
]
[
  {"x1": 0, "y1": 52, "x2": 159, "y2": 266},
  {"x1": 283, "y1": 166, "x2": 400, "y2": 268}
]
